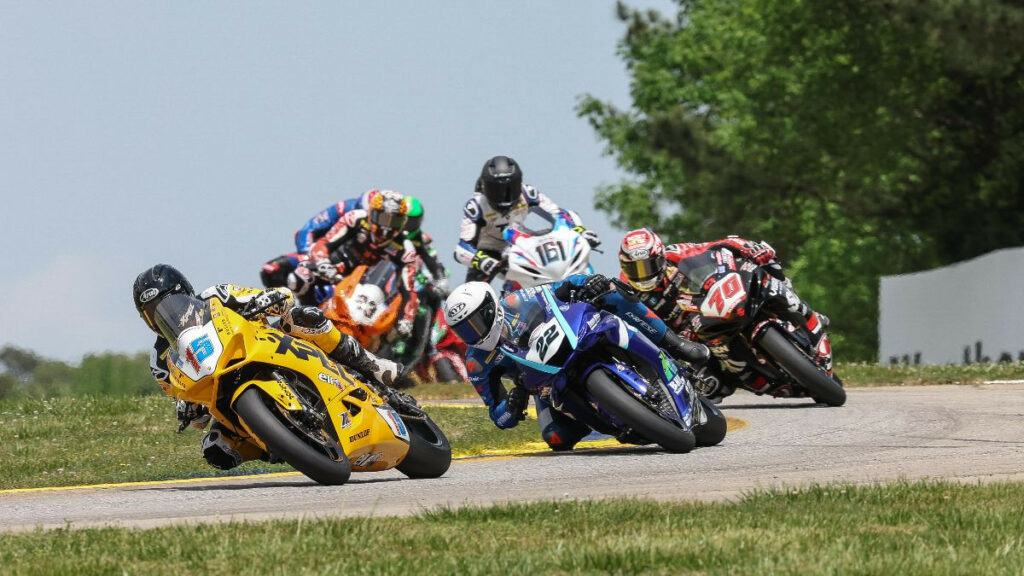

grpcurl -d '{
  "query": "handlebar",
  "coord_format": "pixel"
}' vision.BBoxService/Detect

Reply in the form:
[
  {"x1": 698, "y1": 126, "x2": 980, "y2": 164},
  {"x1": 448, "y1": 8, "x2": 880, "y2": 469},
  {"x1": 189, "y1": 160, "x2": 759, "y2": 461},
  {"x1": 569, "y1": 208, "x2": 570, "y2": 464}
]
[{"x1": 240, "y1": 291, "x2": 290, "y2": 320}]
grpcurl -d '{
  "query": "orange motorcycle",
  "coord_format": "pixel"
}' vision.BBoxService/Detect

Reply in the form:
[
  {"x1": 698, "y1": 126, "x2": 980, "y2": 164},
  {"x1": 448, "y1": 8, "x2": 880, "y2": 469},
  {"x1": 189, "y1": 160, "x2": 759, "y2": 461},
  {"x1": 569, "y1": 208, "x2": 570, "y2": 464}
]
[{"x1": 320, "y1": 262, "x2": 403, "y2": 351}]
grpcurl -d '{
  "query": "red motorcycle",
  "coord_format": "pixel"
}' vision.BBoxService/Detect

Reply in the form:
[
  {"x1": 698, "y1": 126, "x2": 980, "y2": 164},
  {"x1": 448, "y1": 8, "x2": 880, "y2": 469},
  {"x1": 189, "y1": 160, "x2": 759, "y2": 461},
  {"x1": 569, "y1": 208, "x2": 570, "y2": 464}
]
[{"x1": 668, "y1": 247, "x2": 845, "y2": 406}]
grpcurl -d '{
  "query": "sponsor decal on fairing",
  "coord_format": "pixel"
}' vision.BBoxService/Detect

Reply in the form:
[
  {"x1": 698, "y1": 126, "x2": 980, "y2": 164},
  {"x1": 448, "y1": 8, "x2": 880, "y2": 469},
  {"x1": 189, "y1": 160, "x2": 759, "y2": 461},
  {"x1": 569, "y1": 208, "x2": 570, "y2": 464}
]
[{"x1": 375, "y1": 405, "x2": 410, "y2": 441}]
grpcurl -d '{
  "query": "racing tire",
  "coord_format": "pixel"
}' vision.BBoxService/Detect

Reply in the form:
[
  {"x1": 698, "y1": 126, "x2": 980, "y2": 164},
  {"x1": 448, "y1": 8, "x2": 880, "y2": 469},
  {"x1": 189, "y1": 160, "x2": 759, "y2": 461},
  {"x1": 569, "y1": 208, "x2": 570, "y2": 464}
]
[
  {"x1": 758, "y1": 327, "x2": 846, "y2": 407},
  {"x1": 396, "y1": 414, "x2": 452, "y2": 479},
  {"x1": 433, "y1": 358, "x2": 459, "y2": 383},
  {"x1": 693, "y1": 397, "x2": 727, "y2": 447},
  {"x1": 234, "y1": 388, "x2": 352, "y2": 485},
  {"x1": 585, "y1": 368, "x2": 696, "y2": 453}
]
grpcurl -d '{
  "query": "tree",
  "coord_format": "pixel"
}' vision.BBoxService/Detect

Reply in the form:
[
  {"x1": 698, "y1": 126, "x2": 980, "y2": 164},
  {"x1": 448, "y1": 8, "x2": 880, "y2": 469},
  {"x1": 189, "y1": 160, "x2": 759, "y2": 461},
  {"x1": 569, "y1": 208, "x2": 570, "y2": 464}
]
[{"x1": 579, "y1": 0, "x2": 1024, "y2": 360}]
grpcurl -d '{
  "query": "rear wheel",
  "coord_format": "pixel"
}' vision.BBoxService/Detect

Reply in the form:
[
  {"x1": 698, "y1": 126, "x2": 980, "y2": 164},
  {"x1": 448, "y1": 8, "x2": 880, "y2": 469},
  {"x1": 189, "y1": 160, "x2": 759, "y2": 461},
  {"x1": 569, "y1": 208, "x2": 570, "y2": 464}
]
[
  {"x1": 758, "y1": 327, "x2": 846, "y2": 406},
  {"x1": 433, "y1": 358, "x2": 460, "y2": 383},
  {"x1": 234, "y1": 388, "x2": 351, "y2": 485},
  {"x1": 396, "y1": 413, "x2": 452, "y2": 478},
  {"x1": 585, "y1": 368, "x2": 696, "y2": 453}
]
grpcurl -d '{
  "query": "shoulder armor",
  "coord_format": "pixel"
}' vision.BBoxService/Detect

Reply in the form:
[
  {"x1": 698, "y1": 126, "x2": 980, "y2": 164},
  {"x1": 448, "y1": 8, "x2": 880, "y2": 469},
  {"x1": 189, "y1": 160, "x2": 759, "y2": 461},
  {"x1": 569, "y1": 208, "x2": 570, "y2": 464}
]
[
  {"x1": 344, "y1": 209, "x2": 366, "y2": 227},
  {"x1": 199, "y1": 284, "x2": 231, "y2": 302},
  {"x1": 463, "y1": 198, "x2": 483, "y2": 221},
  {"x1": 523, "y1": 185, "x2": 539, "y2": 203}
]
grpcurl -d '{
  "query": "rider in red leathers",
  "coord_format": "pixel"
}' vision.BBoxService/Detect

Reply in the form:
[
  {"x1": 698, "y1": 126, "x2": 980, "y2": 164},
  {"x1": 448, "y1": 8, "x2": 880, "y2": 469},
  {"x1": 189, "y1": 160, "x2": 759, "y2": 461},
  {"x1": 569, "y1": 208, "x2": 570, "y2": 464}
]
[
  {"x1": 617, "y1": 228, "x2": 830, "y2": 400},
  {"x1": 260, "y1": 190, "x2": 376, "y2": 289},
  {"x1": 297, "y1": 190, "x2": 421, "y2": 339}
]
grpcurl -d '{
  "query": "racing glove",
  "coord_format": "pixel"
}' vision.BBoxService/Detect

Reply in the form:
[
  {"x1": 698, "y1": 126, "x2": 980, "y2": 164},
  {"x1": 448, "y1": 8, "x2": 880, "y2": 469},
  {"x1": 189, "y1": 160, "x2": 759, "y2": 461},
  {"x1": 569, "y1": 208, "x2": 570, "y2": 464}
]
[
  {"x1": 572, "y1": 226, "x2": 602, "y2": 249},
  {"x1": 314, "y1": 259, "x2": 342, "y2": 283},
  {"x1": 490, "y1": 387, "x2": 529, "y2": 429},
  {"x1": 176, "y1": 400, "x2": 211, "y2": 433},
  {"x1": 472, "y1": 251, "x2": 506, "y2": 278},
  {"x1": 574, "y1": 274, "x2": 614, "y2": 303},
  {"x1": 396, "y1": 318, "x2": 414, "y2": 338},
  {"x1": 239, "y1": 288, "x2": 292, "y2": 319},
  {"x1": 748, "y1": 240, "x2": 777, "y2": 266}
]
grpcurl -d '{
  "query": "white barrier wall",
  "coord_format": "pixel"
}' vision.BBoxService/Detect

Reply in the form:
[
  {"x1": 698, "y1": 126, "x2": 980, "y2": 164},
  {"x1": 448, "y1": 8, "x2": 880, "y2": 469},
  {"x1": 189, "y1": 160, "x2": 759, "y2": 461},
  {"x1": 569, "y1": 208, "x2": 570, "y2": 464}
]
[{"x1": 879, "y1": 246, "x2": 1024, "y2": 365}]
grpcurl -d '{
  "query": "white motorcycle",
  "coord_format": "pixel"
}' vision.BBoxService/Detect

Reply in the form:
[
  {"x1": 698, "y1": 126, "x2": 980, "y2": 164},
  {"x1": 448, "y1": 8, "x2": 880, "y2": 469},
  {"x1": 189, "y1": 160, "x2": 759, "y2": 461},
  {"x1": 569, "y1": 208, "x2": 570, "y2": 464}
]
[{"x1": 501, "y1": 217, "x2": 594, "y2": 291}]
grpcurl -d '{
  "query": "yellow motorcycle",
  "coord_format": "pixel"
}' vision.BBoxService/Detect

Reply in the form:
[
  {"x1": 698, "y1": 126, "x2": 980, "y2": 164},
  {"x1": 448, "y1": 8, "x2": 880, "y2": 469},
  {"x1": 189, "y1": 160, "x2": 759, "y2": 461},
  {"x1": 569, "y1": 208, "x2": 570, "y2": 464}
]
[{"x1": 152, "y1": 293, "x2": 451, "y2": 485}]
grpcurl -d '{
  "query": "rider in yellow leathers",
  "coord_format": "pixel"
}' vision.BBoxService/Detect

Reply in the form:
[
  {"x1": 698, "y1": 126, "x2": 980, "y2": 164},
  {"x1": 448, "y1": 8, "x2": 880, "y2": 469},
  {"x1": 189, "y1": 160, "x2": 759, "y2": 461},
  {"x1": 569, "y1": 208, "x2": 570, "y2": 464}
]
[{"x1": 133, "y1": 264, "x2": 412, "y2": 470}]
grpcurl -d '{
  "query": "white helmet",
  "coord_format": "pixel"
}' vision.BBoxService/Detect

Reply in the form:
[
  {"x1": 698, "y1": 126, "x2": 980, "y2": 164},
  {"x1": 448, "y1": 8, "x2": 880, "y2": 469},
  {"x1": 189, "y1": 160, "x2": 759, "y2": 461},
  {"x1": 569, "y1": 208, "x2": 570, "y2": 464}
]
[{"x1": 444, "y1": 282, "x2": 504, "y2": 351}]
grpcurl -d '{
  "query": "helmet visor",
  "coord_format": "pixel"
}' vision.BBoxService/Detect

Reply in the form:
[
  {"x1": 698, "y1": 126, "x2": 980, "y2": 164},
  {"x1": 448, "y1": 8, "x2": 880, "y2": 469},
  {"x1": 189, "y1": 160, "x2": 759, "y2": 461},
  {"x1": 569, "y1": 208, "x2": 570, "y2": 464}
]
[
  {"x1": 450, "y1": 291, "x2": 496, "y2": 345},
  {"x1": 483, "y1": 181, "x2": 519, "y2": 210},
  {"x1": 620, "y1": 255, "x2": 663, "y2": 287},
  {"x1": 370, "y1": 210, "x2": 408, "y2": 241}
]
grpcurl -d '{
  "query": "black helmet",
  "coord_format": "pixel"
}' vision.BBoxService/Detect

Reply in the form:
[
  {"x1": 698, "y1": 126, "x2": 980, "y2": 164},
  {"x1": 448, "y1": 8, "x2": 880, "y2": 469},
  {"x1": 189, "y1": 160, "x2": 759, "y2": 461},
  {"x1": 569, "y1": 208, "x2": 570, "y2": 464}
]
[
  {"x1": 133, "y1": 264, "x2": 194, "y2": 333},
  {"x1": 479, "y1": 155, "x2": 522, "y2": 213}
]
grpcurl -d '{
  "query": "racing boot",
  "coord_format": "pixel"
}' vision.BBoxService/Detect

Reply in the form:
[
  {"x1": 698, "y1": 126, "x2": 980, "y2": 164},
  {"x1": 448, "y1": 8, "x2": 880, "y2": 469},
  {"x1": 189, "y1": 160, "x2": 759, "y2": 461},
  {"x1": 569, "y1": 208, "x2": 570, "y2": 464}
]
[
  {"x1": 281, "y1": 305, "x2": 421, "y2": 413},
  {"x1": 281, "y1": 305, "x2": 402, "y2": 384},
  {"x1": 661, "y1": 330, "x2": 711, "y2": 366},
  {"x1": 330, "y1": 331, "x2": 406, "y2": 389}
]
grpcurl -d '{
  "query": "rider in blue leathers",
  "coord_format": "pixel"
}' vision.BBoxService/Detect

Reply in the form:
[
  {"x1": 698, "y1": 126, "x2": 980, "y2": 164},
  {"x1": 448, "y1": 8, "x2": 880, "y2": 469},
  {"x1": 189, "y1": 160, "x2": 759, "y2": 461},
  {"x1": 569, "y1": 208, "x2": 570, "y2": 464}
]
[
  {"x1": 443, "y1": 274, "x2": 710, "y2": 451},
  {"x1": 260, "y1": 191, "x2": 375, "y2": 288}
]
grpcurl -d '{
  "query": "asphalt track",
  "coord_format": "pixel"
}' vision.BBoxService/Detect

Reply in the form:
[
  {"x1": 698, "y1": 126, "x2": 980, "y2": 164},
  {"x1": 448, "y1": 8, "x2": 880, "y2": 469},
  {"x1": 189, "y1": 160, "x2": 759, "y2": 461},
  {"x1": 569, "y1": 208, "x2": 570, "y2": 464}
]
[{"x1": 3, "y1": 383, "x2": 1023, "y2": 532}]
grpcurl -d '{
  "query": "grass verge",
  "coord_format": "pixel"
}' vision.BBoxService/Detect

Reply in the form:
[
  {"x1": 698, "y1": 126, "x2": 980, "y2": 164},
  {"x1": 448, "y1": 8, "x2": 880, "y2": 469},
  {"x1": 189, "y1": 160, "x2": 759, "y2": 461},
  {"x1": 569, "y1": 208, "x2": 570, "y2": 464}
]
[
  {"x1": 2, "y1": 480, "x2": 1023, "y2": 575},
  {"x1": 0, "y1": 396, "x2": 540, "y2": 490},
  {"x1": 414, "y1": 361, "x2": 1024, "y2": 400},
  {"x1": 837, "y1": 361, "x2": 1024, "y2": 387}
]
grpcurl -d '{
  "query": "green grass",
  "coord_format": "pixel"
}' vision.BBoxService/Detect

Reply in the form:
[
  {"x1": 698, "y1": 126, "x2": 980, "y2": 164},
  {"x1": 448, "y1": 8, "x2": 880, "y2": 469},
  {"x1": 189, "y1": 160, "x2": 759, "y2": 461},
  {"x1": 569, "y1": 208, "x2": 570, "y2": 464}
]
[
  {"x1": 413, "y1": 362, "x2": 1024, "y2": 400},
  {"x1": 838, "y1": 361, "x2": 1024, "y2": 387},
  {"x1": 0, "y1": 396, "x2": 541, "y2": 490},
  {"x1": 2, "y1": 481, "x2": 1023, "y2": 575},
  {"x1": 4, "y1": 361, "x2": 1022, "y2": 490},
  {"x1": 407, "y1": 380, "x2": 478, "y2": 400}
]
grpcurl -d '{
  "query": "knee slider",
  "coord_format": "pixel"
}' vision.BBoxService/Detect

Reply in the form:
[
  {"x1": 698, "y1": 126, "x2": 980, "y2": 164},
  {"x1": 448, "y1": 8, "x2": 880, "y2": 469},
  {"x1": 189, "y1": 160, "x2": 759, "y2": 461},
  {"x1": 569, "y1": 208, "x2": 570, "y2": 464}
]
[{"x1": 281, "y1": 306, "x2": 331, "y2": 335}]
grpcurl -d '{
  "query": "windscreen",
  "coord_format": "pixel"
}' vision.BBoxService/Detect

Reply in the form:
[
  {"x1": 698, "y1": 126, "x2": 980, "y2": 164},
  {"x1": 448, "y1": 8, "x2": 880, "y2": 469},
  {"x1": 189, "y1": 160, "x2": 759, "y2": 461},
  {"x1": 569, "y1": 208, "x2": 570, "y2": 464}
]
[
  {"x1": 364, "y1": 260, "x2": 398, "y2": 295},
  {"x1": 152, "y1": 293, "x2": 211, "y2": 347},
  {"x1": 673, "y1": 251, "x2": 721, "y2": 294},
  {"x1": 504, "y1": 294, "x2": 549, "y2": 348}
]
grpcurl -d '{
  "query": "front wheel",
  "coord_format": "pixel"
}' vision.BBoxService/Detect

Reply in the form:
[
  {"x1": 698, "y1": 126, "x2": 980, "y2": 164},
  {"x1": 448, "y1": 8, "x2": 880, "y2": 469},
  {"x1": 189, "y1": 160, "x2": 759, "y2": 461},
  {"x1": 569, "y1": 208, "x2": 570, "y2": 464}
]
[
  {"x1": 396, "y1": 413, "x2": 452, "y2": 478},
  {"x1": 758, "y1": 327, "x2": 846, "y2": 406},
  {"x1": 234, "y1": 388, "x2": 351, "y2": 485},
  {"x1": 693, "y1": 397, "x2": 727, "y2": 447},
  {"x1": 585, "y1": 369, "x2": 696, "y2": 453}
]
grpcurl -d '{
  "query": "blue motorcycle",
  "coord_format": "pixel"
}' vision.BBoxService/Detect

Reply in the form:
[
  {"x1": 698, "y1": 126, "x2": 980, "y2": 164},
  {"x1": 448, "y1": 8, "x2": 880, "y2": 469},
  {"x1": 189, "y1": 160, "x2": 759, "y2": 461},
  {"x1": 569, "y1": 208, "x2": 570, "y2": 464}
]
[{"x1": 500, "y1": 284, "x2": 727, "y2": 452}]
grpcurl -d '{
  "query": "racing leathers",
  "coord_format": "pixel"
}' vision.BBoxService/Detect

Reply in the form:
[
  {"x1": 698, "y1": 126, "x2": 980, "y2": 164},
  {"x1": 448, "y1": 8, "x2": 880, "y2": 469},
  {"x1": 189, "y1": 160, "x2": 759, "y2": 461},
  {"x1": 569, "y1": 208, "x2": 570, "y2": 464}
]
[
  {"x1": 260, "y1": 191, "x2": 374, "y2": 289},
  {"x1": 624, "y1": 236, "x2": 827, "y2": 398},
  {"x1": 465, "y1": 274, "x2": 709, "y2": 451},
  {"x1": 454, "y1": 186, "x2": 597, "y2": 283},
  {"x1": 303, "y1": 209, "x2": 421, "y2": 337},
  {"x1": 397, "y1": 228, "x2": 451, "y2": 369},
  {"x1": 407, "y1": 228, "x2": 449, "y2": 293},
  {"x1": 148, "y1": 284, "x2": 407, "y2": 471}
]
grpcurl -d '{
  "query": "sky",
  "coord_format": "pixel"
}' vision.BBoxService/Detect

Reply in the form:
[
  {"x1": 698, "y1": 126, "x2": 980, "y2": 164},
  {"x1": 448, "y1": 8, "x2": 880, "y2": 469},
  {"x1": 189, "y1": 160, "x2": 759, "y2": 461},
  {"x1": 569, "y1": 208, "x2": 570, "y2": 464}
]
[{"x1": 0, "y1": 1, "x2": 677, "y2": 362}]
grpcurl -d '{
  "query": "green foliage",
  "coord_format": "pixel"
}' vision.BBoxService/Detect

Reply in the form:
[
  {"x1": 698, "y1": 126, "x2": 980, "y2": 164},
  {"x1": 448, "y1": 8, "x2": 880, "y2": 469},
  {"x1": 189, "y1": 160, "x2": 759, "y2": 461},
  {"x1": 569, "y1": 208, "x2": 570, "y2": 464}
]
[
  {"x1": 3, "y1": 481, "x2": 1024, "y2": 574},
  {"x1": 0, "y1": 345, "x2": 155, "y2": 400},
  {"x1": 580, "y1": 0, "x2": 1024, "y2": 360}
]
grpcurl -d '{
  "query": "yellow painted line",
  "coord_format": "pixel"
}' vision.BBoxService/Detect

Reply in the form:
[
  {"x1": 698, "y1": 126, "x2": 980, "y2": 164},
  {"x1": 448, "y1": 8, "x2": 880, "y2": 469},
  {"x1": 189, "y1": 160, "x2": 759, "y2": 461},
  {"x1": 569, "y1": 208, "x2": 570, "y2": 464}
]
[
  {"x1": 0, "y1": 414, "x2": 748, "y2": 495},
  {"x1": 0, "y1": 472, "x2": 304, "y2": 495},
  {"x1": 727, "y1": 416, "x2": 748, "y2": 432}
]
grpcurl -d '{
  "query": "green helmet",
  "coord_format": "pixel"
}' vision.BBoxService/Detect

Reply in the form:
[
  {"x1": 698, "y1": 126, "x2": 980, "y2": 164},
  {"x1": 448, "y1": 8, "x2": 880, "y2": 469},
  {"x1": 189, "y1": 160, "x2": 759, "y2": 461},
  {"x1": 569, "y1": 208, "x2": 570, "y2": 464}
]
[{"x1": 404, "y1": 196, "x2": 424, "y2": 233}]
